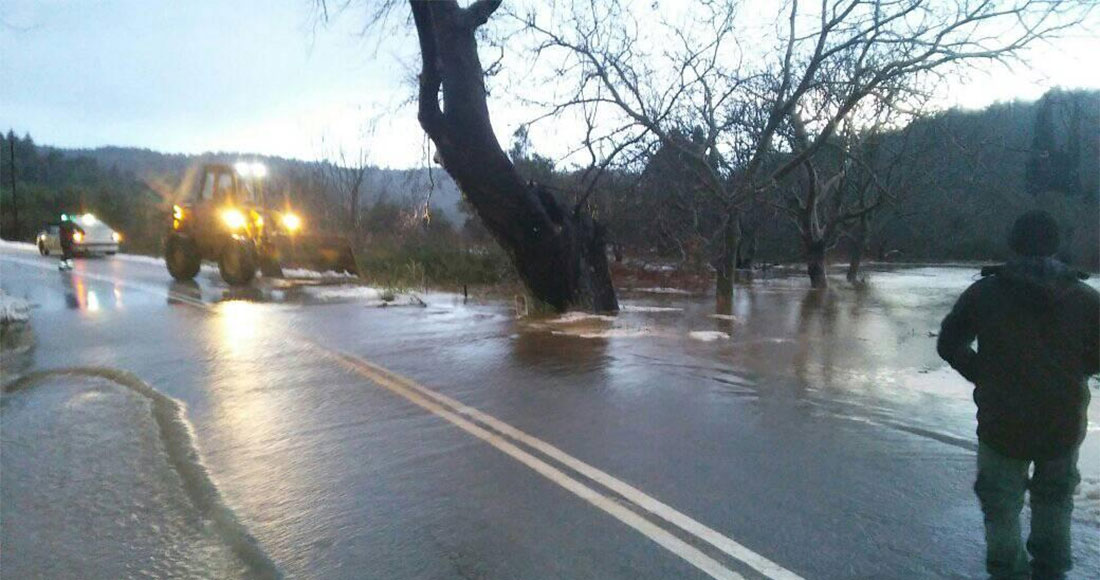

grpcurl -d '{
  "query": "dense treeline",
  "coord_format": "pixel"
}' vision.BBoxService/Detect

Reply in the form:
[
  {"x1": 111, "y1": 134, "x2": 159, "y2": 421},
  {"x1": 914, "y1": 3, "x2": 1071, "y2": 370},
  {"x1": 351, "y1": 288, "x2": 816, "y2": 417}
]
[
  {"x1": 0, "y1": 132, "x2": 164, "y2": 253},
  {"x1": 0, "y1": 132, "x2": 507, "y2": 287},
  {"x1": 577, "y1": 89, "x2": 1100, "y2": 273},
  {"x1": 868, "y1": 90, "x2": 1098, "y2": 268},
  {"x1": 2, "y1": 89, "x2": 1097, "y2": 285}
]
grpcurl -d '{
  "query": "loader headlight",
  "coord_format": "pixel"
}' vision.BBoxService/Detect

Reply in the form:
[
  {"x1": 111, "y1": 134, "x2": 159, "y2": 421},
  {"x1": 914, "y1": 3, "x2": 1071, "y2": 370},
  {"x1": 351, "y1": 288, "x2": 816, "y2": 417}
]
[
  {"x1": 112, "y1": 232, "x2": 122, "y2": 243},
  {"x1": 281, "y1": 212, "x2": 302, "y2": 232},
  {"x1": 220, "y1": 208, "x2": 247, "y2": 231},
  {"x1": 173, "y1": 205, "x2": 184, "y2": 220},
  {"x1": 73, "y1": 232, "x2": 85, "y2": 243}
]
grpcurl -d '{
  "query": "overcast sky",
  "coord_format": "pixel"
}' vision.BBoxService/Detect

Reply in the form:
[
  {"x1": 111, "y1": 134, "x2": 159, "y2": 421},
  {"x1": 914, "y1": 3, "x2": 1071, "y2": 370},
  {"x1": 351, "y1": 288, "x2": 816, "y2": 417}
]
[{"x1": 3, "y1": 1, "x2": 1099, "y2": 169}]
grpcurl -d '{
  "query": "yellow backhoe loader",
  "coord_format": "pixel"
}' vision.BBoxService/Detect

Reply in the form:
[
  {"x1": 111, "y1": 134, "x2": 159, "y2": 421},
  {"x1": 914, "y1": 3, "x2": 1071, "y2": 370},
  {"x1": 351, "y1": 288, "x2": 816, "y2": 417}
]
[{"x1": 164, "y1": 163, "x2": 358, "y2": 286}]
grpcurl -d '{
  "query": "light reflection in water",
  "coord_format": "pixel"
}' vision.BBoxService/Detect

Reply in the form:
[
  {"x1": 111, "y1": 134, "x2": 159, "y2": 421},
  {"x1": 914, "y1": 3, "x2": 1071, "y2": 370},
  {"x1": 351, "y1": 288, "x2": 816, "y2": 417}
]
[
  {"x1": 211, "y1": 300, "x2": 287, "y2": 449},
  {"x1": 68, "y1": 278, "x2": 101, "y2": 313},
  {"x1": 203, "y1": 299, "x2": 311, "y2": 531},
  {"x1": 218, "y1": 300, "x2": 260, "y2": 356},
  {"x1": 86, "y1": 289, "x2": 100, "y2": 312}
]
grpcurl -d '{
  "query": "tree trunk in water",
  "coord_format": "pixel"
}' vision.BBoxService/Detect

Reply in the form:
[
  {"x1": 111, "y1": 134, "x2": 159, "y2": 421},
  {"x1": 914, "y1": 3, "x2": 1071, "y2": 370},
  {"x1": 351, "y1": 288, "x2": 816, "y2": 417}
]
[
  {"x1": 846, "y1": 242, "x2": 865, "y2": 283},
  {"x1": 350, "y1": 188, "x2": 361, "y2": 238},
  {"x1": 735, "y1": 218, "x2": 757, "y2": 270},
  {"x1": 806, "y1": 241, "x2": 828, "y2": 289},
  {"x1": 409, "y1": 0, "x2": 618, "y2": 312},
  {"x1": 715, "y1": 214, "x2": 739, "y2": 314},
  {"x1": 846, "y1": 216, "x2": 867, "y2": 283}
]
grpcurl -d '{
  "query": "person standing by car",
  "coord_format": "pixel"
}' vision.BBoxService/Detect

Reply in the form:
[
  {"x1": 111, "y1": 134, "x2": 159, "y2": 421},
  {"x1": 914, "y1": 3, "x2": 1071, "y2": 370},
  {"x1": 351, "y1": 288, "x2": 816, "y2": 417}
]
[
  {"x1": 937, "y1": 210, "x2": 1099, "y2": 580},
  {"x1": 57, "y1": 216, "x2": 80, "y2": 270}
]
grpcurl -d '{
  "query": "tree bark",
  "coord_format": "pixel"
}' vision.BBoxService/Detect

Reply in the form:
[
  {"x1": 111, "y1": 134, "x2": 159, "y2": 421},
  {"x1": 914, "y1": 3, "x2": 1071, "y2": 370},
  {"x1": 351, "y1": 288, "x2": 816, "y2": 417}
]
[
  {"x1": 846, "y1": 242, "x2": 864, "y2": 283},
  {"x1": 735, "y1": 214, "x2": 757, "y2": 271},
  {"x1": 410, "y1": 0, "x2": 618, "y2": 312},
  {"x1": 846, "y1": 214, "x2": 868, "y2": 283},
  {"x1": 805, "y1": 240, "x2": 828, "y2": 289},
  {"x1": 715, "y1": 213, "x2": 738, "y2": 314},
  {"x1": 350, "y1": 186, "x2": 360, "y2": 237}
]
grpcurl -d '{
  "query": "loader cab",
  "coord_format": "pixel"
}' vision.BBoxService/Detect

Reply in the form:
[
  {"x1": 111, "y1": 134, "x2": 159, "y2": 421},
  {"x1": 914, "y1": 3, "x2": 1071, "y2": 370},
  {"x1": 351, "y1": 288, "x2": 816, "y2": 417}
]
[
  {"x1": 178, "y1": 165, "x2": 259, "y2": 256},
  {"x1": 195, "y1": 165, "x2": 256, "y2": 206}
]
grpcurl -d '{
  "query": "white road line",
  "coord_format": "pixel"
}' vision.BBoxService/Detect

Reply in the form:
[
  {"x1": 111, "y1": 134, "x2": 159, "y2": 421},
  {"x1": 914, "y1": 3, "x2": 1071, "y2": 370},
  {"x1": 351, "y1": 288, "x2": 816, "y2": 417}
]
[
  {"x1": 321, "y1": 349, "x2": 804, "y2": 580},
  {"x1": 315, "y1": 347, "x2": 745, "y2": 580},
  {"x1": 1, "y1": 252, "x2": 802, "y2": 579}
]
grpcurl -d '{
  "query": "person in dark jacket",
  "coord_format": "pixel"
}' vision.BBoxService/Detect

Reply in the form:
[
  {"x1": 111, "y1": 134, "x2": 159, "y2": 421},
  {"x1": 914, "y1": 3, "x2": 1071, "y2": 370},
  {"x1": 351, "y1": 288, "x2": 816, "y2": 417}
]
[
  {"x1": 57, "y1": 217, "x2": 82, "y2": 270},
  {"x1": 938, "y1": 210, "x2": 1099, "y2": 580}
]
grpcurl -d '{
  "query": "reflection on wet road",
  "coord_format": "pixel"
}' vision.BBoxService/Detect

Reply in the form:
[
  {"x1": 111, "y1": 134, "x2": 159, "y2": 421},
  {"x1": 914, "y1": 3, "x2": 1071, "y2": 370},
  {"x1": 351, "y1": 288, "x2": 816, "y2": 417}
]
[{"x1": 2, "y1": 244, "x2": 1098, "y2": 579}]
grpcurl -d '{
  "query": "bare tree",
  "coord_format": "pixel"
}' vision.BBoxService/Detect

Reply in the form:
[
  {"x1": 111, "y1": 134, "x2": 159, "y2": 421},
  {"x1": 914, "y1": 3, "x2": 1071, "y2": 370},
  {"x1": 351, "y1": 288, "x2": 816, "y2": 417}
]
[
  {"x1": 318, "y1": 0, "x2": 619, "y2": 312},
  {"x1": 773, "y1": 98, "x2": 911, "y2": 288},
  {"x1": 516, "y1": 0, "x2": 1094, "y2": 298},
  {"x1": 318, "y1": 139, "x2": 372, "y2": 238}
]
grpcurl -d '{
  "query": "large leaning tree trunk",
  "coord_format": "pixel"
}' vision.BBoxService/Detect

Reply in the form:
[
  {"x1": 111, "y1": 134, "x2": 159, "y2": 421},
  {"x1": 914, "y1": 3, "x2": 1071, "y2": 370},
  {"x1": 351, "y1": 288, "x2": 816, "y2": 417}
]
[{"x1": 410, "y1": 0, "x2": 618, "y2": 313}]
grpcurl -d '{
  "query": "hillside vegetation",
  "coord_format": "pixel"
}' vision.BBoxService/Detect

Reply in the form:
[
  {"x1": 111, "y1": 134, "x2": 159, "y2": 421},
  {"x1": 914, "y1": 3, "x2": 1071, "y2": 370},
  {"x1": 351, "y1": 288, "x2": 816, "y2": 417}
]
[{"x1": 2, "y1": 89, "x2": 1097, "y2": 286}]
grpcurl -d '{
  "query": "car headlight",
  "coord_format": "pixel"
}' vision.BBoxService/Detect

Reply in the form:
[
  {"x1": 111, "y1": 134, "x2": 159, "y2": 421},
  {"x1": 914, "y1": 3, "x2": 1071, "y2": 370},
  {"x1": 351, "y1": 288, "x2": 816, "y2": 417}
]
[
  {"x1": 112, "y1": 232, "x2": 122, "y2": 243},
  {"x1": 220, "y1": 208, "x2": 247, "y2": 231},
  {"x1": 281, "y1": 212, "x2": 302, "y2": 232},
  {"x1": 73, "y1": 232, "x2": 84, "y2": 243}
]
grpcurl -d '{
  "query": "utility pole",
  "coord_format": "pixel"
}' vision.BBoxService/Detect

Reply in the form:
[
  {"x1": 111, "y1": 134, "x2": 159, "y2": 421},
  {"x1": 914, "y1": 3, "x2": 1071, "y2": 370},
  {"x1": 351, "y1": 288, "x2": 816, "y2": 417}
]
[{"x1": 7, "y1": 135, "x2": 18, "y2": 240}]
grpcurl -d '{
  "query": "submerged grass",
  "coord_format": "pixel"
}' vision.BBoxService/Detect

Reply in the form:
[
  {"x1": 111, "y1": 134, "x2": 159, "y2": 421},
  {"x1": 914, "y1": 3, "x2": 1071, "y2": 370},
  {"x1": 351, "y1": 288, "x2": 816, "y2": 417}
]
[{"x1": 355, "y1": 238, "x2": 515, "y2": 291}]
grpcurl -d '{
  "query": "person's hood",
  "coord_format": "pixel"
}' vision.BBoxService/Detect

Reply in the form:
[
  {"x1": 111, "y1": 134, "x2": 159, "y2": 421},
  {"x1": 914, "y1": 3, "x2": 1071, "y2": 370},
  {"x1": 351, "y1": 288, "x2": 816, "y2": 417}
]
[{"x1": 986, "y1": 257, "x2": 1083, "y2": 309}]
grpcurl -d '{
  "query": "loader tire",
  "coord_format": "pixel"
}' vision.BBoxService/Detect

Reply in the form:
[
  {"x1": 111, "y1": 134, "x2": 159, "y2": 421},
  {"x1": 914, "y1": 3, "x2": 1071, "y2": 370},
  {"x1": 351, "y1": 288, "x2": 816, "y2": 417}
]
[
  {"x1": 259, "y1": 252, "x2": 283, "y2": 278},
  {"x1": 219, "y1": 238, "x2": 256, "y2": 286},
  {"x1": 165, "y1": 235, "x2": 201, "y2": 281}
]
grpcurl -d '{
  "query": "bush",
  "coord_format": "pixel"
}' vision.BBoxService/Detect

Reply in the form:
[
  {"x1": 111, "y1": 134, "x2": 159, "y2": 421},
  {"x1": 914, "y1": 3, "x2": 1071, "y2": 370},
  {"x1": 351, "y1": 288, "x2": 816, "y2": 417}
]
[{"x1": 356, "y1": 234, "x2": 514, "y2": 290}]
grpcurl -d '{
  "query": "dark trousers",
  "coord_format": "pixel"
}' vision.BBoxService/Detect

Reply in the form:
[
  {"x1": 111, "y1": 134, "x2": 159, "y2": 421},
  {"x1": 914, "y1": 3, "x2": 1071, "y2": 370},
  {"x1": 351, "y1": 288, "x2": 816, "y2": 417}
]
[
  {"x1": 975, "y1": 442, "x2": 1080, "y2": 580},
  {"x1": 61, "y1": 241, "x2": 74, "y2": 261}
]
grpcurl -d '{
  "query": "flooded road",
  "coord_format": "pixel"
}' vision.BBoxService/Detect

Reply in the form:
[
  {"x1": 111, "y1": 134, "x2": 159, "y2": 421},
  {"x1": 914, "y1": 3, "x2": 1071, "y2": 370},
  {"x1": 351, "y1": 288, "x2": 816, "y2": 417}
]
[{"x1": 2, "y1": 243, "x2": 1097, "y2": 579}]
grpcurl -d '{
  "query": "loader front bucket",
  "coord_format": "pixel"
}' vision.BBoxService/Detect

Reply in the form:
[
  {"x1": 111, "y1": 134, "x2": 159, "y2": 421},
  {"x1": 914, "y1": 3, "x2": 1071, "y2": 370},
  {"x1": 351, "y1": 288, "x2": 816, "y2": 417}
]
[{"x1": 269, "y1": 234, "x2": 359, "y2": 277}]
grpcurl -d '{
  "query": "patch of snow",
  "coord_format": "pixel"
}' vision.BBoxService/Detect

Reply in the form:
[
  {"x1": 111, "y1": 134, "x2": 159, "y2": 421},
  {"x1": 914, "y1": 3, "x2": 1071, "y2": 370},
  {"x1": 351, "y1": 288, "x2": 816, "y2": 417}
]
[
  {"x1": 113, "y1": 252, "x2": 219, "y2": 276},
  {"x1": 709, "y1": 314, "x2": 739, "y2": 322},
  {"x1": 0, "y1": 291, "x2": 31, "y2": 324},
  {"x1": 689, "y1": 330, "x2": 729, "y2": 342},
  {"x1": 551, "y1": 327, "x2": 662, "y2": 339},
  {"x1": 633, "y1": 287, "x2": 693, "y2": 295},
  {"x1": 303, "y1": 284, "x2": 424, "y2": 307},
  {"x1": 546, "y1": 312, "x2": 618, "y2": 324},
  {"x1": 280, "y1": 268, "x2": 356, "y2": 280},
  {"x1": 620, "y1": 304, "x2": 683, "y2": 313},
  {"x1": 623, "y1": 259, "x2": 678, "y2": 272}
]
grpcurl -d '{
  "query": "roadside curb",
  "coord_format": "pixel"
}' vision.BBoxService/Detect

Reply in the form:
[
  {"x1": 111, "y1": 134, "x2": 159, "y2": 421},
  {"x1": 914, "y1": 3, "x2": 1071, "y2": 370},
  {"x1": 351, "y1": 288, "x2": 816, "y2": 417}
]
[{"x1": 3, "y1": 367, "x2": 283, "y2": 580}]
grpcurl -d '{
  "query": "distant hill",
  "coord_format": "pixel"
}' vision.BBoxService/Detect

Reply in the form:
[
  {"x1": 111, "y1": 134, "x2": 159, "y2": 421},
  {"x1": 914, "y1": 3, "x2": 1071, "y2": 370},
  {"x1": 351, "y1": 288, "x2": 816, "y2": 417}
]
[{"x1": 50, "y1": 146, "x2": 466, "y2": 220}]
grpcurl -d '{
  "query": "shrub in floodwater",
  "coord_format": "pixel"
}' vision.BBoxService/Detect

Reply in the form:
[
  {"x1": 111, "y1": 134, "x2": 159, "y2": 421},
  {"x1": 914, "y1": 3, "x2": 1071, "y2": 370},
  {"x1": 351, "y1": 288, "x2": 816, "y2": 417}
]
[{"x1": 356, "y1": 234, "x2": 514, "y2": 289}]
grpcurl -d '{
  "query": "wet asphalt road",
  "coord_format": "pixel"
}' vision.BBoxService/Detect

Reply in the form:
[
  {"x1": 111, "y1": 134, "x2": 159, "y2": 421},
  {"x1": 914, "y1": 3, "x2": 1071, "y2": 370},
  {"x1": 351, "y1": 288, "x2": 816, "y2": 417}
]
[{"x1": 2, "y1": 243, "x2": 1098, "y2": 579}]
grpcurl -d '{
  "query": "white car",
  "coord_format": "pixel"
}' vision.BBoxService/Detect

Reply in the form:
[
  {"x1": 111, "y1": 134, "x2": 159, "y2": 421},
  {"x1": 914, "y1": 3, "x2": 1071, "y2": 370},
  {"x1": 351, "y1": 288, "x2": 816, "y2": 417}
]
[{"x1": 37, "y1": 213, "x2": 122, "y2": 256}]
